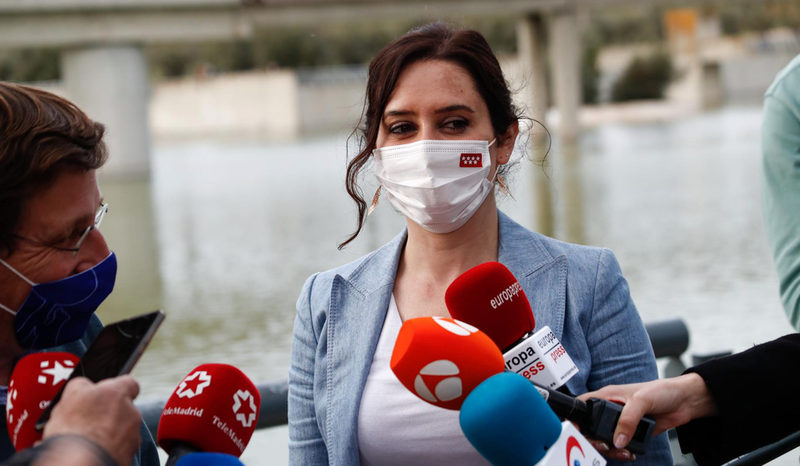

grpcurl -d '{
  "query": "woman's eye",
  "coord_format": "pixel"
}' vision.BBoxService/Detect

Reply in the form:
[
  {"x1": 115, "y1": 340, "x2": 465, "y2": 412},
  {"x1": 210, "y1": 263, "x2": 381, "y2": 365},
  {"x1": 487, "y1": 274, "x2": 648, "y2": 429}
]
[
  {"x1": 389, "y1": 123, "x2": 415, "y2": 134},
  {"x1": 442, "y1": 119, "x2": 469, "y2": 131}
]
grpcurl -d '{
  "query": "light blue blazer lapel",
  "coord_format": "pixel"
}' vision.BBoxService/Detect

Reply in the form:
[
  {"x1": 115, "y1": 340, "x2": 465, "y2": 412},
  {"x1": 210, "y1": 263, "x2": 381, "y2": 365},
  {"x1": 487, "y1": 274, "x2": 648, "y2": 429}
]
[
  {"x1": 325, "y1": 229, "x2": 406, "y2": 465},
  {"x1": 497, "y1": 211, "x2": 568, "y2": 341}
]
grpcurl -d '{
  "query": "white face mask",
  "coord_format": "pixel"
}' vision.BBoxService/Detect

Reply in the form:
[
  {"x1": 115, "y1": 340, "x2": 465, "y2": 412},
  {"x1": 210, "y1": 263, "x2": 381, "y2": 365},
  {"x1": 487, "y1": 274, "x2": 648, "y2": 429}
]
[{"x1": 372, "y1": 139, "x2": 497, "y2": 234}]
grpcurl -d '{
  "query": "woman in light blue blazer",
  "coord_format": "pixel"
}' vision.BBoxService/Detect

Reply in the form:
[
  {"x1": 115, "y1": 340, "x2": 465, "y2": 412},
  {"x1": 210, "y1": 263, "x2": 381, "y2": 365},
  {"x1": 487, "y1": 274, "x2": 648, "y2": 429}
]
[{"x1": 289, "y1": 23, "x2": 672, "y2": 466}]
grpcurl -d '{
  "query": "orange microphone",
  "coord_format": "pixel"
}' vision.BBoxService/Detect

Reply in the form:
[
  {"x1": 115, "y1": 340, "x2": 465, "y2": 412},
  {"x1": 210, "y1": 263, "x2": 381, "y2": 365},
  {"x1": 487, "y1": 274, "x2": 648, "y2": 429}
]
[
  {"x1": 6, "y1": 352, "x2": 79, "y2": 451},
  {"x1": 390, "y1": 316, "x2": 505, "y2": 410},
  {"x1": 157, "y1": 364, "x2": 260, "y2": 465}
]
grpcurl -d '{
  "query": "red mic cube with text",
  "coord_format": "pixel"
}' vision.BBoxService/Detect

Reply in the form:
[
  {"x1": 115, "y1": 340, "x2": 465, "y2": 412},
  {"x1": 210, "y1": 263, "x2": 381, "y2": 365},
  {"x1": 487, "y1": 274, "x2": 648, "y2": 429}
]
[
  {"x1": 6, "y1": 352, "x2": 79, "y2": 451},
  {"x1": 158, "y1": 364, "x2": 260, "y2": 457},
  {"x1": 390, "y1": 316, "x2": 505, "y2": 410}
]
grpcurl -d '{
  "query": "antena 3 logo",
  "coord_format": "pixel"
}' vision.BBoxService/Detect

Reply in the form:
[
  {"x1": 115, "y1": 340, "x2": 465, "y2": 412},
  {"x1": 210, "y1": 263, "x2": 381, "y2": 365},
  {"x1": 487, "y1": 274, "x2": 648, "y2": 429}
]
[
  {"x1": 490, "y1": 282, "x2": 523, "y2": 309},
  {"x1": 412, "y1": 318, "x2": 478, "y2": 404},
  {"x1": 413, "y1": 359, "x2": 462, "y2": 403},
  {"x1": 432, "y1": 317, "x2": 479, "y2": 336}
]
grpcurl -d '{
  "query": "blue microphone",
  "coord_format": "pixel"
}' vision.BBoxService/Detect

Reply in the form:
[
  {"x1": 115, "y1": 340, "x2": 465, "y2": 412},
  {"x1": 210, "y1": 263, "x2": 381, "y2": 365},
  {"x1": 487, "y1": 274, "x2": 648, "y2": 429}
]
[
  {"x1": 460, "y1": 372, "x2": 562, "y2": 466},
  {"x1": 175, "y1": 453, "x2": 246, "y2": 465}
]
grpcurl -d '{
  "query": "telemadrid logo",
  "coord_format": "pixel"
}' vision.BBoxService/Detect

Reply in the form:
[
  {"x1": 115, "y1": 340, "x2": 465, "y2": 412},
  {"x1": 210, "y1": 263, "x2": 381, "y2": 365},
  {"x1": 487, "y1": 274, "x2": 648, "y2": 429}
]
[
  {"x1": 176, "y1": 371, "x2": 212, "y2": 399},
  {"x1": 567, "y1": 436, "x2": 586, "y2": 466},
  {"x1": 6, "y1": 380, "x2": 17, "y2": 424},
  {"x1": 412, "y1": 318, "x2": 479, "y2": 403},
  {"x1": 232, "y1": 389, "x2": 257, "y2": 428},
  {"x1": 38, "y1": 359, "x2": 75, "y2": 386}
]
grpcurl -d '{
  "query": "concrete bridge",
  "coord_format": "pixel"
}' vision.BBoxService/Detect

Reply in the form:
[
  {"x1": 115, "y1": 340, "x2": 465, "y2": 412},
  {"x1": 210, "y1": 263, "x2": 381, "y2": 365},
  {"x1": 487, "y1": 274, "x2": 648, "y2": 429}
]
[{"x1": 0, "y1": 0, "x2": 757, "y2": 176}]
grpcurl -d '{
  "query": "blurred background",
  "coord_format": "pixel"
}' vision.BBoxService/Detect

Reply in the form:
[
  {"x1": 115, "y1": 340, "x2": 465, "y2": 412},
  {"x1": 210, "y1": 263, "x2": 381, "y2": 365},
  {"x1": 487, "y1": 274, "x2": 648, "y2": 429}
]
[{"x1": 1, "y1": 0, "x2": 798, "y2": 464}]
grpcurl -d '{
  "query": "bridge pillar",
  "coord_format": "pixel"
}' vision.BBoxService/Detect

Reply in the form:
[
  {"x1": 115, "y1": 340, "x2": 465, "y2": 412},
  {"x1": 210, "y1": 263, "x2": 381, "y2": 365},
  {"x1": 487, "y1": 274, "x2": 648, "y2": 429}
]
[
  {"x1": 517, "y1": 14, "x2": 554, "y2": 237},
  {"x1": 61, "y1": 45, "x2": 151, "y2": 178},
  {"x1": 548, "y1": 8, "x2": 581, "y2": 143},
  {"x1": 517, "y1": 14, "x2": 549, "y2": 126}
]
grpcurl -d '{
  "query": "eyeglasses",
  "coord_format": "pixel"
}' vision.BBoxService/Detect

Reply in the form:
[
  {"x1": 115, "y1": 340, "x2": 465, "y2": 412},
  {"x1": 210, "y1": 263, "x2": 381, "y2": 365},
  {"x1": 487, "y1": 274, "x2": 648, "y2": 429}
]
[{"x1": 13, "y1": 203, "x2": 109, "y2": 258}]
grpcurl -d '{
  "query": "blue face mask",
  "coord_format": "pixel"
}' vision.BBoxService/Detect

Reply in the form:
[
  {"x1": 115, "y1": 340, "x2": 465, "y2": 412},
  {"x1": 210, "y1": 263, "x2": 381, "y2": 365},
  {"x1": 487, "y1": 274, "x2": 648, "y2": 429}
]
[{"x1": 0, "y1": 252, "x2": 117, "y2": 350}]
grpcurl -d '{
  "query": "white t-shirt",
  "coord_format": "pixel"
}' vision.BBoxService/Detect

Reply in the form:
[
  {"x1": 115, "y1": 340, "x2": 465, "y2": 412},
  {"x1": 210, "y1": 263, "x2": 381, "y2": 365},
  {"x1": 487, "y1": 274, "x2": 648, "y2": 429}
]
[{"x1": 357, "y1": 295, "x2": 491, "y2": 466}]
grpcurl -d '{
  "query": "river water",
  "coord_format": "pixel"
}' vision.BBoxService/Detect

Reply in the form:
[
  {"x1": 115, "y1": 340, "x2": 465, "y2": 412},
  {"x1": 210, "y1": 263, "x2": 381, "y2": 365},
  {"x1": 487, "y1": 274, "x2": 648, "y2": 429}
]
[{"x1": 96, "y1": 105, "x2": 796, "y2": 465}]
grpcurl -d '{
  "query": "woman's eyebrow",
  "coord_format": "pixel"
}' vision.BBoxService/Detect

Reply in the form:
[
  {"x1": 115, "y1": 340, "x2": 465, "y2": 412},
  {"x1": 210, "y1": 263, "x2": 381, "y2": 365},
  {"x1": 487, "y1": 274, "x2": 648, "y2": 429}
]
[
  {"x1": 384, "y1": 109, "x2": 416, "y2": 117},
  {"x1": 435, "y1": 104, "x2": 475, "y2": 114}
]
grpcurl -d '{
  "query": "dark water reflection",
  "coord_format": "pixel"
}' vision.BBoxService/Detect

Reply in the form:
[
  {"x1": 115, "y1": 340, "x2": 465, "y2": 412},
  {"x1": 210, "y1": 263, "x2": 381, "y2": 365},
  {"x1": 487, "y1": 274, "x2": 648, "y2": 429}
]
[{"x1": 96, "y1": 106, "x2": 795, "y2": 464}]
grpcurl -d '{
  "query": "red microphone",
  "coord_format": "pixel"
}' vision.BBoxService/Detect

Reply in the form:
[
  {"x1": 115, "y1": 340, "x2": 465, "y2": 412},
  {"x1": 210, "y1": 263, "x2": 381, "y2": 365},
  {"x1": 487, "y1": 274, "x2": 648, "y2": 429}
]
[
  {"x1": 6, "y1": 352, "x2": 79, "y2": 451},
  {"x1": 446, "y1": 262, "x2": 579, "y2": 390},
  {"x1": 390, "y1": 316, "x2": 505, "y2": 410},
  {"x1": 157, "y1": 364, "x2": 260, "y2": 465}
]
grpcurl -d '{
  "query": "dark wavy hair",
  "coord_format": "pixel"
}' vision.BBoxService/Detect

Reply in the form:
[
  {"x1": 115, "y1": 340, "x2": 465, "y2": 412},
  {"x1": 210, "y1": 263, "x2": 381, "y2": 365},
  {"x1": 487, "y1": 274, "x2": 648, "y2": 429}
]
[
  {"x1": 0, "y1": 82, "x2": 108, "y2": 257},
  {"x1": 339, "y1": 22, "x2": 525, "y2": 249}
]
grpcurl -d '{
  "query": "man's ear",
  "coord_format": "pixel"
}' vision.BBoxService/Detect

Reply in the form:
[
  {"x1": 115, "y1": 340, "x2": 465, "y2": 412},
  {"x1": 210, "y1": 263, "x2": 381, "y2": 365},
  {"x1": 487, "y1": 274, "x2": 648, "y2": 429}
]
[{"x1": 496, "y1": 121, "x2": 520, "y2": 165}]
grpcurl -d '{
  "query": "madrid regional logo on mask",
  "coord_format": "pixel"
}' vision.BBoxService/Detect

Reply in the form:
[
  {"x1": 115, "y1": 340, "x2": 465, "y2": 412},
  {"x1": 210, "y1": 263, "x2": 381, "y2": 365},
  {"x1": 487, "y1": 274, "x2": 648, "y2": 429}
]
[
  {"x1": 412, "y1": 317, "x2": 480, "y2": 405},
  {"x1": 459, "y1": 153, "x2": 483, "y2": 168}
]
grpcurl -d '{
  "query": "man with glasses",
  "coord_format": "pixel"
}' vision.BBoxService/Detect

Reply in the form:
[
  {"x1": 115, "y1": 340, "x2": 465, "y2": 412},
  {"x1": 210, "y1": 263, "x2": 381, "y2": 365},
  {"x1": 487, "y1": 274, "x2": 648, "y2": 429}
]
[{"x1": 0, "y1": 82, "x2": 159, "y2": 466}]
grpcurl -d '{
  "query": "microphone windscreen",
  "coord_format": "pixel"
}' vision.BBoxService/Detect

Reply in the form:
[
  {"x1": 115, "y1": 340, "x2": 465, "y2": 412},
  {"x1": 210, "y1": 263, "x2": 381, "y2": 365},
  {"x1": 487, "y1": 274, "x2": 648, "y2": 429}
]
[
  {"x1": 6, "y1": 352, "x2": 79, "y2": 451},
  {"x1": 460, "y1": 372, "x2": 562, "y2": 466},
  {"x1": 446, "y1": 262, "x2": 534, "y2": 351},
  {"x1": 175, "y1": 453, "x2": 246, "y2": 466},
  {"x1": 158, "y1": 364, "x2": 260, "y2": 457},
  {"x1": 390, "y1": 316, "x2": 504, "y2": 410}
]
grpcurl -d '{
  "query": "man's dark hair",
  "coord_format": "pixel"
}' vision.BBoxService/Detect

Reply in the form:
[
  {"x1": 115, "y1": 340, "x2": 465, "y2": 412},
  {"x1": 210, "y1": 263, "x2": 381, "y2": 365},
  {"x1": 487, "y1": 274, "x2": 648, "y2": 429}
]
[{"x1": 0, "y1": 82, "x2": 108, "y2": 256}]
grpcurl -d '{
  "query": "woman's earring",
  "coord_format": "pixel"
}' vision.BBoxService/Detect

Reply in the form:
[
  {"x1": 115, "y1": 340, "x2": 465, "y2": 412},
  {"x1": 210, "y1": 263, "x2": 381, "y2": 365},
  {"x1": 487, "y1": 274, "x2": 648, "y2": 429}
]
[
  {"x1": 367, "y1": 186, "x2": 382, "y2": 216},
  {"x1": 497, "y1": 174, "x2": 513, "y2": 199}
]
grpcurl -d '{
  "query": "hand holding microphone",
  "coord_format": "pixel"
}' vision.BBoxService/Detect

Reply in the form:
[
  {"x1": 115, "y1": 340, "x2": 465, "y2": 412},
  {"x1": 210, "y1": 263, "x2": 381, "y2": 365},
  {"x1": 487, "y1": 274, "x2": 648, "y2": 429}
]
[
  {"x1": 6, "y1": 352, "x2": 144, "y2": 466},
  {"x1": 578, "y1": 374, "x2": 719, "y2": 448},
  {"x1": 43, "y1": 376, "x2": 143, "y2": 466},
  {"x1": 6, "y1": 352, "x2": 80, "y2": 451}
]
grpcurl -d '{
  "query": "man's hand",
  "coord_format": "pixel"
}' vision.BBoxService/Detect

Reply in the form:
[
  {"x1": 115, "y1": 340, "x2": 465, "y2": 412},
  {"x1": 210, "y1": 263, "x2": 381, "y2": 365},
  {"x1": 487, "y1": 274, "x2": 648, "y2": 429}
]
[
  {"x1": 42, "y1": 376, "x2": 142, "y2": 466},
  {"x1": 578, "y1": 374, "x2": 719, "y2": 461}
]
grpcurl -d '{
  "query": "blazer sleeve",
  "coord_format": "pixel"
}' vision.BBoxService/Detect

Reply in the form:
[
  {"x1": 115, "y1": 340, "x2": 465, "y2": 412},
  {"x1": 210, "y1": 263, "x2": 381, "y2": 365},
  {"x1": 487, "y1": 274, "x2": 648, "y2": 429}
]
[
  {"x1": 288, "y1": 274, "x2": 329, "y2": 466},
  {"x1": 677, "y1": 333, "x2": 800, "y2": 466},
  {"x1": 585, "y1": 249, "x2": 673, "y2": 466}
]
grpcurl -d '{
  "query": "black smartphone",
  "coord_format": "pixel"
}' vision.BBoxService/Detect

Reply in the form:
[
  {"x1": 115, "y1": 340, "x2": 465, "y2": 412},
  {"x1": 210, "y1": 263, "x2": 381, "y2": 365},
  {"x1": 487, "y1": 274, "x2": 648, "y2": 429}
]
[{"x1": 35, "y1": 310, "x2": 165, "y2": 430}]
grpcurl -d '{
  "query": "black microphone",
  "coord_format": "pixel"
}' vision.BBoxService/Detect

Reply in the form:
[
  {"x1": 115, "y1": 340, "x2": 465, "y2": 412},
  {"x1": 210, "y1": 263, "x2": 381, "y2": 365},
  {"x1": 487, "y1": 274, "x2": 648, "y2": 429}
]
[{"x1": 526, "y1": 380, "x2": 655, "y2": 455}]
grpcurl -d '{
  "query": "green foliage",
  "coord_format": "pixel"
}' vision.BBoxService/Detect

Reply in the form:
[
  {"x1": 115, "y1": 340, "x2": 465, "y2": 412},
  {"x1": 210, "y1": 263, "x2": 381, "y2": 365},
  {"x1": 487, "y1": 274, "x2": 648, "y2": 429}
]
[
  {"x1": 720, "y1": 2, "x2": 800, "y2": 34},
  {"x1": 581, "y1": 35, "x2": 602, "y2": 105},
  {"x1": 146, "y1": 18, "x2": 520, "y2": 78},
  {"x1": 589, "y1": 9, "x2": 665, "y2": 45},
  {"x1": 0, "y1": 49, "x2": 60, "y2": 82},
  {"x1": 1, "y1": 3, "x2": 798, "y2": 84},
  {"x1": 611, "y1": 52, "x2": 674, "y2": 102}
]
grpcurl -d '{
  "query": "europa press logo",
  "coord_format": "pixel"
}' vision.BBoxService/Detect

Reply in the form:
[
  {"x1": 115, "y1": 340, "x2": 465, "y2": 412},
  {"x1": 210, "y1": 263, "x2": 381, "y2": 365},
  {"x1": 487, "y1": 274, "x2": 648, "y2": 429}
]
[
  {"x1": 567, "y1": 436, "x2": 586, "y2": 466},
  {"x1": 175, "y1": 371, "x2": 212, "y2": 399},
  {"x1": 412, "y1": 318, "x2": 479, "y2": 403},
  {"x1": 232, "y1": 389, "x2": 257, "y2": 428}
]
